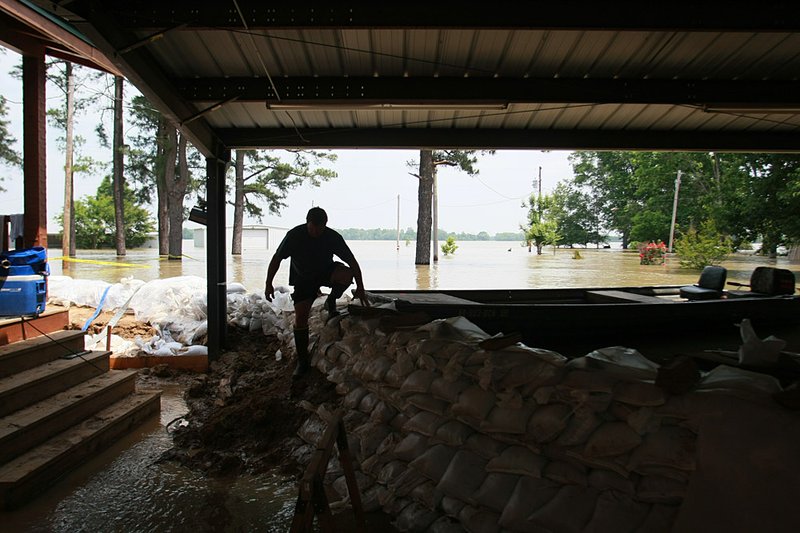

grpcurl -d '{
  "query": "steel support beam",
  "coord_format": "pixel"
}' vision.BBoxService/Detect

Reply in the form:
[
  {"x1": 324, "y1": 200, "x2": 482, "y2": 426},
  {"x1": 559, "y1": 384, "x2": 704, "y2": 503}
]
[
  {"x1": 216, "y1": 127, "x2": 800, "y2": 152},
  {"x1": 176, "y1": 77, "x2": 800, "y2": 107},
  {"x1": 95, "y1": 1, "x2": 800, "y2": 32},
  {"x1": 205, "y1": 145, "x2": 230, "y2": 360}
]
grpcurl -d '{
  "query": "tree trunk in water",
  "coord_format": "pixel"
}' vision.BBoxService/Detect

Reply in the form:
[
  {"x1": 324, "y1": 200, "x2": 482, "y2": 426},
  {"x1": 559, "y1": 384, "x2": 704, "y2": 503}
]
[
  {"x1": 432, "y1": 171, "x2": 439, "y2": 262},
  {"x1": 62, "y1": 62, "x2": 75, "y2": 257},
  {"x1": 157, "y1": 118, "x2": 176, "y2": 256},
  {"x1": 112, "y1": 76, "x2": 126, "y2": 256},
  {"x1": 415, "y1": 150, "x2": 434, "y2": 265},
  {"x1": 167, "y1": 132, "x2": 189, "y2": 260},
  {"x1": 232, "y1": 150, "x2": 245, "y2": 255}
]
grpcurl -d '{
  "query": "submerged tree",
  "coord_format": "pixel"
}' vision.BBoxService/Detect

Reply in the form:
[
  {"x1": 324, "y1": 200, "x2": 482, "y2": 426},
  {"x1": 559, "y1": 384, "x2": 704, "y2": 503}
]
[
  {"x1": 522, "y1": 192, "x2": 559, "y2": 255},
  {"x1": 229, "y1": 149, "x2": 337, "y2": 255},
  {"x1": 409, "y1": 149, "x2": 493, "y2": 264}
]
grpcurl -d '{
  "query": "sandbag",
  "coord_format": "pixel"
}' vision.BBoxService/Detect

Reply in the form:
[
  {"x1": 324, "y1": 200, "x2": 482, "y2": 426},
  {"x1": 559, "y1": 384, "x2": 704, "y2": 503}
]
[
  {"x1": 543, "y1": 460, "x2": 588, "y2": 486},
  {"x1": 498, "y1": 476, "x2": 560, "y2": 532},
  {"x1": 486, "y1": 446, "x2": 547, "y2": 477},
  {"x1": 584, "y1": 490, "x2": 651, "y2": 533},
  {"x1": 436, "y1": 450, "x2": 488, "y2": 502},
  {"x1": 432, "y1": 420, "x2": 474, "y2": 447},
  {"x1": 527, "y1": 485, "x2": 599, "y2": 533},
  {"x1": 394, "y1": 501, "x2": 440, "y2": 532},
  {"x1": 471, "y1": 473, "x2": 521, "y2": 513},
  {"x1": 527, "y1": 403, "x2": 572, "y2": 443},
  {"x1": 403, "y1": 411, "x2": 447, "y2": 437},
  {"x1": 584, "y1": 422, "x2": 642, "y2": 458},
  {"x1": 409, "y1": 444, "x2": 457, "y2": 483},
  {"x1": 393, "y1": 432, "x2": 429, "y2": 462},
  {"x1": 627, "y1": 427, "x2": 697, "y2": 472}
]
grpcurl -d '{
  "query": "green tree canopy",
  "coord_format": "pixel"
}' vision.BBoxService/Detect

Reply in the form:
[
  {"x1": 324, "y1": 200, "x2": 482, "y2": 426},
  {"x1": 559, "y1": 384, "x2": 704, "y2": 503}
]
[{"x1": 63, "y1": 175, "x2": 155, "y2": 249}]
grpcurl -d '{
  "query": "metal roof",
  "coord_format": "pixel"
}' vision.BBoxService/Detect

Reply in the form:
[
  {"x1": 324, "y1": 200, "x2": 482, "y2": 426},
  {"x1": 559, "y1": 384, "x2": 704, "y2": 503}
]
[{"x1": 30, "y1": 1, "x2": 800, "y2": 156}]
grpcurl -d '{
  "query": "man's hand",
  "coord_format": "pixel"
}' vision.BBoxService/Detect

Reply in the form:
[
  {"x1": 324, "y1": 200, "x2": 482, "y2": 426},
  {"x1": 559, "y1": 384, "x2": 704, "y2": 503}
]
[
  {"x1": 353, "y1": 286, "x2": 370, "y2": 307},
  {"x1": 265, "y1": 283, "x2": 275, "y2": 301}
]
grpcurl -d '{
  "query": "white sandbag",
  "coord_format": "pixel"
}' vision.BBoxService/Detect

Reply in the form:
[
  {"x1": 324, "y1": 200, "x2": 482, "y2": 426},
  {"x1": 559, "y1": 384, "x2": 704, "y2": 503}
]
[
  {"x1": 634, "y1": 503, "x2": 678, "y2": 533},
  {"x1": 409, "y1": 444, "x2": 457, "y2": 482},
  {"x1": 409, "y1": 480, "x2": 443, "y2": 510},
  {"x1": 555, "y1": 406, "x2": 603, "y2": 446},
  {"x1": 400, "y1": 369, "x2": 437, "y2": 396},
  {"x1": 696, "y1": 364, "x2": 783, "y2": 397},
  {"x1": 584, "y1": 422, "x2": 643, "y2": 458},
  {"x1": 464, "y1": 433, "x2": 508, "y2": 460},
  {"x1": 558, "y1": 370, "x2": 617, "y2": 393},
  {"x1": 430, "y1": 377, "x2": 470, "y2": 403},
  {"x1": 451, "y1": 386, "x2": 497, "y2": 425},
  {"x1": 626, "y1": 406, "x2": 661, "y2": 435},
  {"x1": 358, "y1": 392, "x2": 380, "y2": 413},
  {"x1": 389, "y1": 468, "x2": 428, "y2": 498},
  {"x1": 297, "y1": 415, "x2": 326, "y2": 445},
  {"x1": 527, "y1": 403, "x2": 572, "y2": 443},
  {"x1": 566, "y1": 450, "x2": 632, "y2": 478},
  {"x1": 362, "y1": 355, "x2": 393, "y2": 382},
  {"x1": 570, "y1": 346, "x2": 660, "y2": 381},
  {"x1": 405, "y1": 394, "x2": 449, "y2": 416},
  {"x1": 498, "y1": 476, "x2": 560, "y2": 532},
  {"x1": 416, "y1": 316, "x2": 490, "y2": 342},
  {"x1": 354, "y1": 423, "x2": 392, "y2": 459},
  {"x1": 588, "y1": 469, "x2": 636, "y2": 495},
  {"x1": 626, "y1": 426, "x2": 696, "y2": 472},
  {"x1": 436, "y1": 450, "x2": 488, "y2": 502},
  {"x1": 615, "y1": 381, "x2": 666, "y2": 407},
  {"x1": 527, "y1": 485, "x2": 599, "y2": 533},
  {"x1": 462, "y1": 508, "x2": 501, "y2": 533},
  {"x1": 428, "y1": 516, "x2": 465, "y2": 533},
  {"x1": 471, "y1": 472, "x2": 519, "y2": 513},
  {"x1": 584, "y1": 490, "x2": 651, "y2": 533},
  {"x1": 369, "y1": 401, "x2": 398, "y2": 424},
  {"x1": 440, "y1": 496, "x2": 466, "y2": 519},
  {"x1": 543, "y1": 460, "x2": 588, "y2": 486},
  {"x1": 394, "y1": 501, "x2": 440, "y2": 532},
  {"x1": 402, "y1": 411, "x2": 447, "y2": 437},
  {"x1": 377, "y1": 460, "x2": 409, "y2": 486},
  {"x1": 480, "y1": 402, "x2": 535, "y2": 434},
  {"x1": 636, "y1": 475, "x2": 686, "y2": 504},
  {"x1": 432, "y1": 420, "x2": 474, "y2": 447},
  {"x1": 486, "y1": 446, "x2": 547, "y2": 477}
]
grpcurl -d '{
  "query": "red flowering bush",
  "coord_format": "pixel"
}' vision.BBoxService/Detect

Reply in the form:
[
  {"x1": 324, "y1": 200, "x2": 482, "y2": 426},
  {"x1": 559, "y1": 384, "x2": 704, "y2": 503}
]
[{"x1": 639, "y1": 241, "x2": 667, "y2": 265}]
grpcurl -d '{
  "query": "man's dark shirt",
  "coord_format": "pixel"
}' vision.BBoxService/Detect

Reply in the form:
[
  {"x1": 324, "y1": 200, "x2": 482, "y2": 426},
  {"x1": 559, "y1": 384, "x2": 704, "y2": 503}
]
[{"x1": 275, "y1": 224, "x2": 355, "y2": 285}]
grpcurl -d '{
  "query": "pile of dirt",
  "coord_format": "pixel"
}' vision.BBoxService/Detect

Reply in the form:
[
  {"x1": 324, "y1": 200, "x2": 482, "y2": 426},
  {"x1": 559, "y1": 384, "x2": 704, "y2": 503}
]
[
  {"x1": 160, "y1": 327, "x2": 341, "y2": 477},
  {"x1": 66, "y1": 305, "x2": 158, "y2": 339}
]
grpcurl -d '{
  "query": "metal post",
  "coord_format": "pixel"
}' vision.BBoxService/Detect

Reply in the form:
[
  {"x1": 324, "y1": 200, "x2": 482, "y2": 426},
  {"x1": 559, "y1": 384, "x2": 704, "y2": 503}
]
[
  {"x1": 668, "y1": 170, "x2": 682, "y2": 253},
  {"x1": 396, "y1": 194, "x2": 400, "y2": 251},
  {"x1": 206, "y1": 145, "x2": 230, "y2": 359}
]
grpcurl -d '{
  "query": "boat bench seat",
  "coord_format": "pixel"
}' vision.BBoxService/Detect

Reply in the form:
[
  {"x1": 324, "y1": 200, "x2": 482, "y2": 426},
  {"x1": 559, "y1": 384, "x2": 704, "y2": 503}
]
[{"x1": 585, "y1": 290, "x2": 667, "y2": 304}]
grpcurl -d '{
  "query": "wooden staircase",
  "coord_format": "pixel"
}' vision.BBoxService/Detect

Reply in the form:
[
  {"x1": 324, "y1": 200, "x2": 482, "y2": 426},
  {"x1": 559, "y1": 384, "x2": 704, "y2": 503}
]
[{"x1": 0, "y1": 330, "x2": 161, "y2": 509}]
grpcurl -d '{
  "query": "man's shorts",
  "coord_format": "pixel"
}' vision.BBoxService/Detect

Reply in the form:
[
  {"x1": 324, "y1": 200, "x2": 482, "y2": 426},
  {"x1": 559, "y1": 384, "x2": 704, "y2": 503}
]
[{"x1": 291, "y1": 261, "x2": 342, "y2": 302}]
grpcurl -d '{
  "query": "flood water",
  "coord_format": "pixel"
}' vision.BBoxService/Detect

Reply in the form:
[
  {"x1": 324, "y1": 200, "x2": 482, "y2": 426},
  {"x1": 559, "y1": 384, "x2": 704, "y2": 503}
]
[
  {"x1": 50, "y1": 240, "x2": 800, "y2": 294},
  {"x1": 7, "y1": 241, "x2": 798, "y2": 530}
]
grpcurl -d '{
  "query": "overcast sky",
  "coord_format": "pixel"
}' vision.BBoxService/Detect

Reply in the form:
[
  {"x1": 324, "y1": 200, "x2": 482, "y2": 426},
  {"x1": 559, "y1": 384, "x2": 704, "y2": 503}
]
[{"x1": 0, "y1": 48, "x2": 577, "y2": 236}]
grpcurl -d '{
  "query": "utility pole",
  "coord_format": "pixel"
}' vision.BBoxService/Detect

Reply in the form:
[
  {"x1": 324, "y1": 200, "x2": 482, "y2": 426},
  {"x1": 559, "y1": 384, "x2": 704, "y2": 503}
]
[
  {"x1": 396, "y1": 194, "x2": 400, "y2": 251},
  {"x1": 668, "y1": 170, "x2": 682, "y2": 253}
]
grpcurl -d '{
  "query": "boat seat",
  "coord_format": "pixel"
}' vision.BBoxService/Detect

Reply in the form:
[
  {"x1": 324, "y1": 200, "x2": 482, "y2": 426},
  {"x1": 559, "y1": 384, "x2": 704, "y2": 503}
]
[
  {"x1": 680, "y1": 266, "x2": 727, "y2": 300},
  {"x1": 727, "y1": 266, "x2": 797, "y2": 298}
]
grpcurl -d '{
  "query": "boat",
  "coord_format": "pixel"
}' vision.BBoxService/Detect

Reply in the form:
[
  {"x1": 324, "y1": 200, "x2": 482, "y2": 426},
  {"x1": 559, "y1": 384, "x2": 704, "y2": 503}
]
[{"x1": 353, "y1": 282, "x2": 800, "y2": 346}]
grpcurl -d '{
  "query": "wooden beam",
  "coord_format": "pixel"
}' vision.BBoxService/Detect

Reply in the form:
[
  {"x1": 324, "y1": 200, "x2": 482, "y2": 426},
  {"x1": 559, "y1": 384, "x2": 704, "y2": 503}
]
[{"x1": 22, "y1": 50, "x2": 47, "y2": 249}]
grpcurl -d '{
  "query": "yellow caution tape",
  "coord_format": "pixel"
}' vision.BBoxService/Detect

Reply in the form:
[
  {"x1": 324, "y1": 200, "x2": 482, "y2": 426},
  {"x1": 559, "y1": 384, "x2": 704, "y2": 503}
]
[{"x1": 50, "y1": 256, "x2": 151, "y2": 268}]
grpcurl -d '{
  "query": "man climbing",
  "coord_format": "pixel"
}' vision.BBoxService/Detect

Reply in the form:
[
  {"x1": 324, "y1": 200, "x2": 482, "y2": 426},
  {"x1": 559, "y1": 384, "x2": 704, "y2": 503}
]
[{"x1": 265, "y1": 207, "x2": 369, "y2": 378}]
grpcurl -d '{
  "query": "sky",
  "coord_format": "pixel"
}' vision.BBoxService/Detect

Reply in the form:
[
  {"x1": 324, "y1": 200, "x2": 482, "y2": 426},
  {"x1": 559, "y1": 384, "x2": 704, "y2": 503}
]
[{"x1": 0, "y1": 47, "x2": 577, "y2": 236}]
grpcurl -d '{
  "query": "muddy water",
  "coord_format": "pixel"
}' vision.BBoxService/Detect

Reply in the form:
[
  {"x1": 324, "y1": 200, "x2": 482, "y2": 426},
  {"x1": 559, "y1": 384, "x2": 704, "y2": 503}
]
[
  {"x1": 50, "y1": 241, "x2": 800, "y2": 294},
  {"x1": 21, "y1": 242, "x2": 797, "y2": 529},
  {"x1": 3, "y1": 386, "x2": 296, "y2": 532}
]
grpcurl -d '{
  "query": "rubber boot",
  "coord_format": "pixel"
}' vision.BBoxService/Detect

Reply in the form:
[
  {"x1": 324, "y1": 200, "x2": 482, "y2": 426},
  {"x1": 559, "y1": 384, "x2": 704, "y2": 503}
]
[
  {"x1": 293, "y1": 327, "x2": 310, "y2": 378},
  {"x1": 326, "y1": 283, "x2": 348, "y2": 318}
]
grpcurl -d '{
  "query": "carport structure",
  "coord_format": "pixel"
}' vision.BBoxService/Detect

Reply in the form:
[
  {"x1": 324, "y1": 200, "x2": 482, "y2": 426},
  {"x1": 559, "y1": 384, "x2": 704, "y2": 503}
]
[{"x1": 20, "y1": 1, "x2": 800, "y2": 355}]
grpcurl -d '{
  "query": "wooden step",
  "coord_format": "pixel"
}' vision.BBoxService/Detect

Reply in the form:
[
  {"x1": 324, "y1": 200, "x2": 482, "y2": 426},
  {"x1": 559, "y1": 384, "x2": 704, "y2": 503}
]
[
  {"x1": 0, "y1": 351, "x2": 110, "y2": 418},
  {"x1": 0, "y1": 330, "x2": 87, "y2": 378},
  {"x1": 0, "y1": 370, "x2": 138, "y2": 464},
  {"x1": 0, "y1": 390, "x2": 161, "y2": 510}
]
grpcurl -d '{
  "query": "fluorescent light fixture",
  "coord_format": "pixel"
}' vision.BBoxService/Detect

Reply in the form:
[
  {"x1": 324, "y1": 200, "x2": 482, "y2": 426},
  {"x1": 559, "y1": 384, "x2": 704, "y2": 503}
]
[
  {"x1": 266, "y1": 102, "x2": 508, "y2": 111},
  {"x1": 703, "y1": 104, "x2": 800, "y2": 114}
]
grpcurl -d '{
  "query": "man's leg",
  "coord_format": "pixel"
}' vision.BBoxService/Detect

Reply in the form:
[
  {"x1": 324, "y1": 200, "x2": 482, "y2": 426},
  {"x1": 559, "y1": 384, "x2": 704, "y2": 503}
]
[
  {"x1": 325, "y1": 264, "x2": 354, "y2": 316},
  {"x1": 292, "y1": 298, "x2": 313, "y2": 378}
]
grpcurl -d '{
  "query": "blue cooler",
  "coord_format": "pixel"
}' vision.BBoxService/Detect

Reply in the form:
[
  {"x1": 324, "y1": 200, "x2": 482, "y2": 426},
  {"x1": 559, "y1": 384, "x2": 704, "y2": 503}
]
[
  {"x1": 0, "y1": 246, "x2": 48, "y2": 276},
  {"x1": 0, "y1": 274, "x2": 47, "y2": 317}
]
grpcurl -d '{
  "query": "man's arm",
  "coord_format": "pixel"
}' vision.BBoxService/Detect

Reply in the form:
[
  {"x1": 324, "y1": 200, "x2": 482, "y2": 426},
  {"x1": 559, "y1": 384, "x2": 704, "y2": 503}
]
[
  {"x1": 347, "y1": 255, "x2": 369, "y2": 307},
  {"x1": 264, "y1": 253, "x2": 283, "y2": 301}
]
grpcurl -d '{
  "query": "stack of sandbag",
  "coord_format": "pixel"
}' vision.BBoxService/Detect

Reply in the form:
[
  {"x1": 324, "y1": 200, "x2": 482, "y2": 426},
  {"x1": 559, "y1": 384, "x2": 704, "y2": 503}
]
[{"x1": 301, "y1": 314, "x2": 706, "y2": 533}]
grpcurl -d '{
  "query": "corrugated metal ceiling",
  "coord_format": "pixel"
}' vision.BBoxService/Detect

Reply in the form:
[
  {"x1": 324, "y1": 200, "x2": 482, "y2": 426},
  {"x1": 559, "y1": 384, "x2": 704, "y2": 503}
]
[{"x1": 32, "y1": 1, "x2": 800, "y2": 155}]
